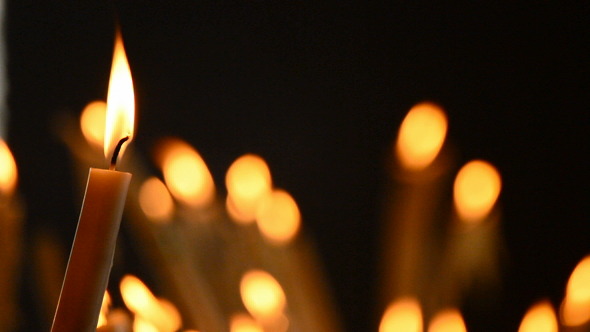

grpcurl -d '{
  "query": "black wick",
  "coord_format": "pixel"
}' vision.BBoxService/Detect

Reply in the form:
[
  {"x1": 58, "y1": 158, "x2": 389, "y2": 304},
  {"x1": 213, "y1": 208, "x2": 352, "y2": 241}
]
[{"x1": 109, "y1": 136, "x2": 130, "y2": 170}]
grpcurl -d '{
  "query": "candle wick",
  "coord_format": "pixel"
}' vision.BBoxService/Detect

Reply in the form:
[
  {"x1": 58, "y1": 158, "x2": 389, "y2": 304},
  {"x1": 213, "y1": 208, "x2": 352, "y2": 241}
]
[{"x1": 109, "y1": 136, "x2": 130, "y2": 170}]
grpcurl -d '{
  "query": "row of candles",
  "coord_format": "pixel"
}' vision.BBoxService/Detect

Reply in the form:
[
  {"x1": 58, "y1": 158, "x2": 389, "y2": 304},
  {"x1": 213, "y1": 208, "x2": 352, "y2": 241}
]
[{"x1": 0, "y1": 33, "x2": 589, "y2": 331}]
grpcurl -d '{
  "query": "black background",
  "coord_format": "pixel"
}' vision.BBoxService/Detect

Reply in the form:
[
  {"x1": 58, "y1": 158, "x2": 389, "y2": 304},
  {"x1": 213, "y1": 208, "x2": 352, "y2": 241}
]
[{"x1": 5, "y1": 1, "x2": 589, "y2": 331}]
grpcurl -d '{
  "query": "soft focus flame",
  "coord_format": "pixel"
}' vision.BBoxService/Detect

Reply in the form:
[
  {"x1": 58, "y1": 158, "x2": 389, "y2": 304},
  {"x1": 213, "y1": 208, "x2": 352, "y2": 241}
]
[
  {"x1": 133, "y1": 317, "x2": 159, "y2": 332},
  {"x1": 561, "y1": 255, "x2": 590, "y2": 326},
  {"x1": 518, "y1": 300, "x2": 558, "y2": 332},
  {"x1": 240, "y1": 269, "x2": 286, "y2": 320},
  {"x1": 96, "y1": 290, "x2": 111, "y2": 328},
  {"x1": 80, "y1": 100, "x2": 107, "y2": 149},
  {"x1": 453, "y1": 160, "x2": 501, "y2": 223},
  {"x1": 120, "y1": 275, "x2": 181, "y2": 332},
  {"x1": 104, "y1": 32, "x2": 134, "y2": 162},
  {"x1": 427, "y1": 308, "x2": 466, "y2": 332},
  {"x1": 230, "y1": 313, "x2": 264, "y2": 332},
  {"x1": 139, "y1": 177, "x2": 175, "y2": 223},
  {"x1": 226, "y1": 154, "x2": 272, "y2": 223},
  {"x1": 0, "y1": 139, "x2": 17, "y2": 195},
  {"x1": 156, "y1": 138, "x2": 215, "y2": 208},
  {"x1": 379, "y1": 297, "x2": 423, "y2": 332},
  {"x1": 256, "y1": 189, "x2": 301, "y2": 245},
  {"x1": 396, "y1": 102, "x2": 448, "y2": 171}
]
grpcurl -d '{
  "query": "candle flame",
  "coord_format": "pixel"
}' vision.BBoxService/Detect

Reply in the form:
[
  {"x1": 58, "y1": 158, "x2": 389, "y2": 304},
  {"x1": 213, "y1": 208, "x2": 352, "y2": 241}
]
[
  {"x1": 133, "y1": 317, "x2": 159, "y2": 332},
  {"x1": 104, "y1": 32, "x2": 135, "y2": 164},
  {"x1": 518, "y1": 300, "x2": 558, "y2": 332},
  {"x1": 256, "y1": 189, "x2": 301, "y2": 245},
  {"x1": 80, "y1": 100, "x2": 107, "y2": 149},
  {"x1": 561, "y1": 255, "x2": 590, "y2": 326},
  {"x1": 396, "y1": 102, "x2": 448, "y2": 171},
  {"x1": 96, "y1": 290, "x2": 111, "y2": 328},
  {"x1": 226, "y1": 154, "x2": 272, "y2": 223},
  {"x1": 155, "y1": 138, "x2": 214, "y2": 208},
  {"x1": 427, "y1": 308, "x2": 466, "y2": 332},
  {"x1": 139, "y1": 177, "x2": 175, "y2": 223},
  {"x1": 230, "y1": 313, "x2": 264, "y2": 332},
  {"x1": 240, "y1": 269, "x2": 286, "y2": 320},
  {"x1": 0, "y1": 139, "x2": 17, "y2": 195},
  {"x1": 453, "y1": 160, "x2": 501, "y2": 223},
  {"x1": 379, "y1": 297, "x2": 423, "y2": 332}
]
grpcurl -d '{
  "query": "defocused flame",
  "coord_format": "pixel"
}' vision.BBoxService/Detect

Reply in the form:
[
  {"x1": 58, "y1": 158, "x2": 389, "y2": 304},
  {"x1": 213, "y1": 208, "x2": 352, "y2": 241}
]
[
  {"x1": 104, "y1": 32, "x2": 134, "y2": 162},
  {"x1": 120, "y1": 274, "x2": 181, "y2": 332},
  {"x1": 379, "y1": 297, "x2": 423, "y2": 332},
  {"x1": 0, "y1": 139, "x2": 17, "y2": 195},
  {"x1": 230, "y1": 313, "x2": 264, "y2": 332},
  {"x1": 256, "y1": 189, "x2": 301, "y2": 245},
  {"x1": 427, "y1": 308, "x2": 466, "y2": 332},
  {"x1": 453, "y1": 160, "x2": 501, "y2": 223},
  {"x1": 80, "y1": 100, "x2": 107, "y2": 149},
  {"x1": 226, "y1": 154, "x2": 272, "y2": 223},
  {"x1": 96, "y1": 290, "x2": 111, "y2": 328},
  {"x1": 396, "y1": 102, "x2": 448, "y2": 171},
  {"x1": 133, "y1": 316, "x2": 159, "y2": 332},
  {"x1": 156, "y1": 138, "x2": 215, "y2": 208},
  {"x1": 561, "y1": 255, "x2": 590, "y2": 326},
  {"x1": 240, "y1": 269, "x2": 286, "y2": 320},
  {"x1": 139, "y1": 177, "x2": 174, "y2": 223},
  {"x1": 518, "y1": 300, "x2": 558, "y2": 332}
]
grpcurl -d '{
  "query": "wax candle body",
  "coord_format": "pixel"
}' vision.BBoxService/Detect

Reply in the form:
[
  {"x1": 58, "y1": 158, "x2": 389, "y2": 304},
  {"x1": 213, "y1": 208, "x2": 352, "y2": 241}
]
[{"x1": 51, "y1": 168, "x2": 131, "y2": 332}]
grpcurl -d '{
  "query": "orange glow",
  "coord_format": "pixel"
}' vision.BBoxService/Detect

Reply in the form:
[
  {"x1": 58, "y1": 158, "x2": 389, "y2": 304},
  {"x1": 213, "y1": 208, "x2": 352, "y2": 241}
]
[
  {"x1": 139, "y1": 177, "x2": 175, "y2": 223},
  {"x1": 96, "y1": 290, "x2": 111, "y2": 328},
  {"x1": 80, "y1": 100, "x2": 107, "y2": 149},
  {"x1": 256, "y1": 189, "x2": 301, "y2": 245},
  {"x1": 427, "y1": 308, "x2": 466, "y2": 332},
  {"x1": 561, "y1": 255, "x2": 590, "y2": 326},
  {"x1": 226, "y1": 154, "x2": 272, "y2": 223},
  {"x1": 379, "y1": 298, "x2": 422, "y2": 332},
  {"x1": 518, "y1": 300, "x2": 558, "y2": 332},
  {"x1": 104, "y1": 32, "x2": 135, "y2": 163},
  {"x1": 156, "y1": 138, "x2": 215, "y2": 208},
  {"x1": 240, "y1": 269, "x2": 286, "y2": 319},
  {"x1": 230, "y1": 313, "x2": 264, "y2": 332},
  {"x1": 379, "y1": 297, "x2": 423, "y2": 332},
  {"x1": 453, "y1": 160, "x2": 501, "y2": 223},
  {"x1": 133, "y1": 317, "x2": 159, "y2": 332},
  {"x1": 396, "y1": 102, "x2": 448, "y2": 171},
  {"x1": 0, "y1": 139, "x2": 17, "y2": 195}
]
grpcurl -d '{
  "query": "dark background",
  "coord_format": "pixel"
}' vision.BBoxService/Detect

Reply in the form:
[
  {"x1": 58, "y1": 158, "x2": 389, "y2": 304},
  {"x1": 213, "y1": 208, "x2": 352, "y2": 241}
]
[{"x1": 5, "y1": 1, "x2": 589, "y2": 331}]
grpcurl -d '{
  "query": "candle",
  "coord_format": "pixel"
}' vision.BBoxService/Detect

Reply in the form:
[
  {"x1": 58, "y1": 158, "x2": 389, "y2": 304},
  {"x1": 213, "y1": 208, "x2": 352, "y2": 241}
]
[
  {"x1": 560, "y1": 255, "x2": 590, "y2": 331},
  {"x1": 51, "y1": 32, "x2": 135, "y2": 331},
  {"x1": 518, "y1": 300, "x2": 558, "y2": 332},
  {"x1": 427, "y1": 308, "x2": 466, "y2": 332},
  {"x1": 379, "y1": 297, "x2": 423, "y2": 332}
]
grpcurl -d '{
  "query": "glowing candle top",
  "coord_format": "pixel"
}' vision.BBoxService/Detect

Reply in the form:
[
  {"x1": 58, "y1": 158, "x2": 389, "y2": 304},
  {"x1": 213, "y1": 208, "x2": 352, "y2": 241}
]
[{"x1": 0, "y1": 139, "x2": 17, "y2": 195}]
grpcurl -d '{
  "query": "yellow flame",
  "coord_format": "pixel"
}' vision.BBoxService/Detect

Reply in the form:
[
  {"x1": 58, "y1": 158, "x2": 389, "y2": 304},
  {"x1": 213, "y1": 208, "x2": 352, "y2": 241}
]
[
  {"x1": 256, "y1": 189, "x2": 301, "y2": 245},
  {"x1": 80, "y1": 100, "x2": 107, "y2": 149},
  {"x1": 518, "y1": 300, "x2": 558, "y2": 332},
  {"x1": 396, "y1": 102, "x2": 448, "y2": 171},
  {"x1": 0, "y1": 139, "x2": 17, "y2": 195},
  {"x1": 104, "y1": 32, "x2": 135, "y2": 162},
  {"x1": 427, "y1": 308, "x2": 466, "y2": 332},
  {"x1": 139, "y1": 177, "x2": 175, "y2": 223},
  {"x1": 96, "y1": 290, "x2": 111, "y2": 328},
  {"x1": 133, "y1": 317, "x2": 159, "y2": 332},
  {"x1": 240, "y1": 269, "x2": 286, "y2": 320},
  {"x1": 453, "y1": 160, "x2": 501, "y2": 223},
  {"x1": 561, "y1": 255, "x2": 590, "y2": 326},
  {"x1": 156, "y1": 138, "x2": 215, "y2": 208},
  {"x1": 230, "y1": 313, "x2": 264, "y2": 332},
  {"x1": 379, "y1": 297, "x2": 423, "y2": 332},
  {"x1": 226, "y1": 154, "x2": 272, "y2": 223}
]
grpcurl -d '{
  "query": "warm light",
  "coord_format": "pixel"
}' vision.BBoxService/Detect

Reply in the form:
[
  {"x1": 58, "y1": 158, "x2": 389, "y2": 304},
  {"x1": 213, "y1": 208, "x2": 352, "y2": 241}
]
[
  {"x1": 453, "y1": 160, "x2": 501, "y2": 223},
  {"x1": 139, "y1": 177, "x2": 175, "y2": 223},
  {"x1": 240, "y1": 269, "x2": 286, "y2": 319},
  {"x1": 396, "y1": 102, "x2": 448, "y2": 171},
  {"x1": 96, "y1": 290, "x2": 111, "y2": 328},
  {"x1": 80, "y1": 100, "x2": 107, "y2": 149},
  {"x1": 518, "y1": 300, "x2": 558, "y2": 332},
  {"x1": 104, "y1": 32, "x2": 135, "y2": 163},
  {"x1": 379, "y1": 297, "x2": 423, "y2": 332},
  {"x1": 428, "y1": 308, "x2": 466, "y2": 332},
  {"x1": 133, "y1": 317, "x2": 159, "y2": 332},
  {"x1": 256, "y1": 189, "x2": 301, "y2": 245},
  {"x1": 156, "y1": 138, "x2": 215, "y2": 208},
  {"x1": 230, "y1": 313, "x2": 264, "y2": 332},
  {"x1": 561, "y1": 255, "x2": 590, "y2": 326},
  {"x1": 0, "y1": 139, "x2": 17, "y2": 195},
  {"x1": 226, "y1": 154, "x2": 272, "y2": 223}
]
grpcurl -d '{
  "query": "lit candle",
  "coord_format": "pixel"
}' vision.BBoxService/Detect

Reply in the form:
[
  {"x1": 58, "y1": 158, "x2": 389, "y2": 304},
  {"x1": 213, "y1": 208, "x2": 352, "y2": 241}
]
[
  {"x1": 51, "y1": 32, "x2": 135, "y2": 331},
  {"x1": 379, "y1": 297, "x2": 423, "y2": 332},
  {"x1": 427, "y1": 308, "x2": 467, "y2": 332},
  {"x1": 518, "y1": 300, "x2": 558, "y2": 332},
  {"x1": 560, "y1": 255, "x2": 590, "y2": 331}
]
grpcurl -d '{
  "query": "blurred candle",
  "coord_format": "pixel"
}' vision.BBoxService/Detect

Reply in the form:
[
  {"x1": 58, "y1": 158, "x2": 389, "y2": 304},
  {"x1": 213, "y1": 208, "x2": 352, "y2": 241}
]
[
  {"x1": 240, "y1": 269, "x2": 289, "y2": 332},
  {"x1": 51, "y1": 32, "x2": 134, "y2": 332},
  {"x1": 560, "y1": 255, "x2": 590, "y2": 330},
  {"x1": 427, "y1": 308, "x2": 467, "y2": 332},
  {"x1": 230, "y1": 313, "x2": 263, "y2": 332},
  {"x1": 138, "y1": 177, "x2": 175, "y2": 223},
  {"x1": 379, "y1": 297, "x2": 423, "y2": 332},
  {"x1": 519, "y1": 300, "x2": 558, "y2": 332}
]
